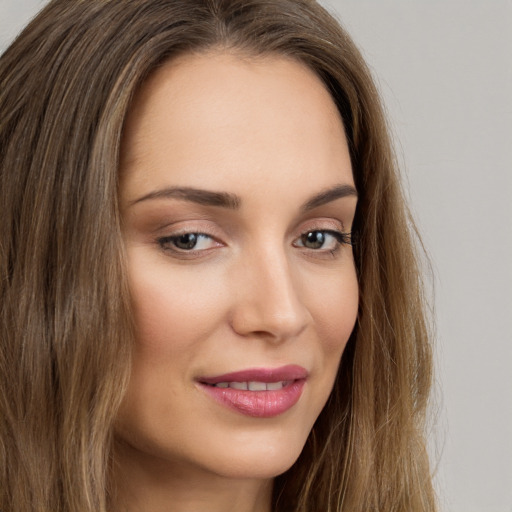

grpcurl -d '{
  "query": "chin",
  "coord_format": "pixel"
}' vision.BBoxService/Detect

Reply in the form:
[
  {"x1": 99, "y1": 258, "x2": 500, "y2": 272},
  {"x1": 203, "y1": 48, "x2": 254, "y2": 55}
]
[
  {"x1": 206, "y1": 448, "x2": 303, "y2": 480},
  {"x1": 193, "y1": 425, "x2": 311, "y2": 480},
  {"x1": 116, "y1": 415, "x2": 311, "y2": 482}
]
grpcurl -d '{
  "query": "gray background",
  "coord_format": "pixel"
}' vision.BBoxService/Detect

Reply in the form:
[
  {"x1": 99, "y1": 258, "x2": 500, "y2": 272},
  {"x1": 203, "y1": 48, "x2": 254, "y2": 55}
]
[{"x1": 1, "y1": 1, "x2": 511, "y2": 511}]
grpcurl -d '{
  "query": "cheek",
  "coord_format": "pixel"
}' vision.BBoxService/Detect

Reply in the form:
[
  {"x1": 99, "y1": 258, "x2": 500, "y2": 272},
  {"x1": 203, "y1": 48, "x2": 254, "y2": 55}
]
[
  {"x1": 127, "y1": 254, "x2": 224, "y2": 358},
  {"x1": 307, "y1": 264, "x2": 358, "y2": 392},
  {"x1": 313, "y1": 267, "x2": 358, "y2": 350}
]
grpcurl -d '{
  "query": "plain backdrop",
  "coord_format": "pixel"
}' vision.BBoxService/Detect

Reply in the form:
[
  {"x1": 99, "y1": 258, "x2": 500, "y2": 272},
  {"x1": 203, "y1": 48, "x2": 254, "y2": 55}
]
[{"x1": 1, "y1": 1, "x2": 511, "y2": 511}]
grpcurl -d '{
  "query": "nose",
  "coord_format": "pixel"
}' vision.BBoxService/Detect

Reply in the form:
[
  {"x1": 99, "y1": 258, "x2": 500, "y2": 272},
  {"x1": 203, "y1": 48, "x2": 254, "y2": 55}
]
[{"x1": 229, "y1": 248, "x2": 310, "y2": 342}]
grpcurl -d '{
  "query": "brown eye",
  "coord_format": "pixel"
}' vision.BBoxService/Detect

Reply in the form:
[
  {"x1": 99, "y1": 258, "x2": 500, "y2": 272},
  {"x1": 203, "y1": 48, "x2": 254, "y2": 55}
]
[
  {"x1": 173, "y1": 233, "x2": 199, "y2": 250},
  {"x1": 301, "y1": 231, "x2": 326, "y2": 249},
  {"x1": 158, "y1": 233, "x2": 217, "y2": 252},
  {"x1": 294, "y1": 229, "x2": 351, "y2": 253}
]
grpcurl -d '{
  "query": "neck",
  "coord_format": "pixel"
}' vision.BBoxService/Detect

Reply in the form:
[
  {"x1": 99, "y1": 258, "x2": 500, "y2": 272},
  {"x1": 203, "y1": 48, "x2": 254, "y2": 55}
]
[{"x1": 111, "y1": 440, "x2": 274, "y2": 512}]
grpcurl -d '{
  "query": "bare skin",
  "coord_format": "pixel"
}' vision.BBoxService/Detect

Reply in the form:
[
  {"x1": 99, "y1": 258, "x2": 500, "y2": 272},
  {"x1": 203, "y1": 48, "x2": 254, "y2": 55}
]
[
  {"x1": 115, "y1": 51, "x2": 358, "y2": 512},
  {"x1": 114, "y1": 442, "x2": 272, "y2": 512}
]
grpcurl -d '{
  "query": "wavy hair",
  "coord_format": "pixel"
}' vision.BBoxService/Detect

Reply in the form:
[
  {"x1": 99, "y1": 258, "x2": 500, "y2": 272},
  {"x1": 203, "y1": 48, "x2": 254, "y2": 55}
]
[{"x1": 0, "y1": 1, "x2": 436, "y2": 510}]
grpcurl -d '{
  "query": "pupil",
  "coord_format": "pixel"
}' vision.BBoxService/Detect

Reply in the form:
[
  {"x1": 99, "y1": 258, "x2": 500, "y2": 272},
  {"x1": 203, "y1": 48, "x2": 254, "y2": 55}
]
[
  {"x1": 303, "y1": 231, "x2": 324, "y2": 249},
  {"x1": 176, "y1": 233, "x2": 197, "y2": 250}
]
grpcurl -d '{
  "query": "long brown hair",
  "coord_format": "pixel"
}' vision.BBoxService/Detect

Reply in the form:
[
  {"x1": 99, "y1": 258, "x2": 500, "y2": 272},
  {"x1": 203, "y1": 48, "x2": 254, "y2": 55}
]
[{"x1": 0, "y1": 1, "x2": 436, "y2": 510}]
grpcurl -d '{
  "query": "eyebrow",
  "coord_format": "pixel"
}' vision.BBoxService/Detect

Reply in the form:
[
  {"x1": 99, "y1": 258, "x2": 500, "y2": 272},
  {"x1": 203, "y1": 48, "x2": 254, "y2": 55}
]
[
  {"x1": 300, "y1": 184, "x2": 358, "y2": 211},
  {"x1": 129, "y1": 187, "x2": 241, "y2": 209},
  {"x1": 129, "y1": 183, "x2": 357, "y2": 210}
]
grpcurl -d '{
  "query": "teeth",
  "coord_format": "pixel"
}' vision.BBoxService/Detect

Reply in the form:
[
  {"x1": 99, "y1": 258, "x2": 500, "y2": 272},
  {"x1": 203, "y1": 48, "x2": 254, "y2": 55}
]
[
  {"x1": 248, "y1": 381, "x2": 267, "y2": 391},
  {"x1": 212, "y1": 381, "x2": 288, "y2": 391},
  {"x1": 229, "y1": 381, "x2": 248, "y2": 390},
  {"x1": 266, "y1": 381, "x2": 285, "y2": 390}
]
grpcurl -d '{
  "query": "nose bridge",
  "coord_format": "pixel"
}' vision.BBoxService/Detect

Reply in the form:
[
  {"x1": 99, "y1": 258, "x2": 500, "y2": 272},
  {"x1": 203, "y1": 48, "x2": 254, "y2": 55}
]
[{"x1": 230, "y1": 243, "x2": 309, "y2": 340}]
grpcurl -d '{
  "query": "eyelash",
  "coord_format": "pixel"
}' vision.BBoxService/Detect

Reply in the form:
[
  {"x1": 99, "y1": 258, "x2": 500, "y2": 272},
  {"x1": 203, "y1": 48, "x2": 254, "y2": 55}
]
[
  {"x1": 157, "y1": 228, "x2": 352, "y2": 258},
  {"x1": 294, "y1": 229, "x2": 352, "y2": 256},
  {"x1": 157, "y1": 233, "x2": 219, "y2": 254}
]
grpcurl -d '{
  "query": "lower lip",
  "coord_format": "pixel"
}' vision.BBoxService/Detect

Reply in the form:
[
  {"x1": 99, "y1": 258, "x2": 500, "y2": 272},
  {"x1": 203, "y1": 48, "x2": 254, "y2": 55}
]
[{"x1": 198, "y1": 380, "x2": 306, "y2": 418}]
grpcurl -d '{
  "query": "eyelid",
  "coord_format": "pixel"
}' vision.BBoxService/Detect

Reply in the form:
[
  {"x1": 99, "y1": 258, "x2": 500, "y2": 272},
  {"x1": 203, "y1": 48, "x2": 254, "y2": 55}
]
[
  {"x1": 293, "y1": 217, "x2": 347, "y2": 236},
  {"x1": 152, "y1": 218, "x2": 226, "y2": 238},
  {"x1": 151, "y1": 216, "x2": 219, "y2": 236},
  {"x1": 153, "y1": 219, "x2": 228, "y2": 255},
  {"x1": 293, "y1": 229, "x2": 352, "y2": 247},
  {"x1": 159, "y1": 232, "x2": 221, "y2": 249},
  {"x1": 291, "y1": 217, "x2": 353, "y2": 257}
]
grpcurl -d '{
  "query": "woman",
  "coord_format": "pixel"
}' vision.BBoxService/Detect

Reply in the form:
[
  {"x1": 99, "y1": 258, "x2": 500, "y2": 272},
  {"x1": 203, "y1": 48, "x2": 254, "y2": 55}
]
[{"x1": 0, "y1": 1, "x2": 436, "y2": 511}]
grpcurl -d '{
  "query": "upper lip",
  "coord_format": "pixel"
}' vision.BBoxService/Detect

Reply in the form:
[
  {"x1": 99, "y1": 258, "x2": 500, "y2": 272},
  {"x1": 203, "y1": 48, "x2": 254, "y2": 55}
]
[{"x1": 197, "y1": 364, "x2": 308, "y2": 385}]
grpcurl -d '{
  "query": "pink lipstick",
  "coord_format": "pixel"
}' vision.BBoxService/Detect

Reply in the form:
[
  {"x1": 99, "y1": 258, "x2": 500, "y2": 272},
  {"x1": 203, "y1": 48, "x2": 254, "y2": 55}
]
[{"x1": 196, "y1": 364, "x2": 307, "y2": 418}]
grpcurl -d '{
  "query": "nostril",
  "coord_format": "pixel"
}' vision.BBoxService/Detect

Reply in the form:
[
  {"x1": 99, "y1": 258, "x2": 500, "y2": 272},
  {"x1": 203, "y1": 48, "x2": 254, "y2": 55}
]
[{"x1": 230, "y1": 305, "x2": 308, "y2": 342}]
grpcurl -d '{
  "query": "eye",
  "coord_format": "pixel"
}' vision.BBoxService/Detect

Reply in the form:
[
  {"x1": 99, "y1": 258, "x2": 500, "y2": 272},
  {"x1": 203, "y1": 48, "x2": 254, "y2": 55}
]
[
  {"x1": 294, "y1": 230, "x2": 351, "y2": 251},
  {"x1": 158, "y1": 233, "x2": 218, "y2": 252}
]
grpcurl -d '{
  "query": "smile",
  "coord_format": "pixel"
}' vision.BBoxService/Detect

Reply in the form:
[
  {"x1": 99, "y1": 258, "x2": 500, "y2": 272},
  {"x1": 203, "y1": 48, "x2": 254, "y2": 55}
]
[
  {"x1": 196, "y1": 365, "x2": 308, "y2": 418},
  {"x1": 207, "y1": 380, "x2": 291, "y2": 390}
]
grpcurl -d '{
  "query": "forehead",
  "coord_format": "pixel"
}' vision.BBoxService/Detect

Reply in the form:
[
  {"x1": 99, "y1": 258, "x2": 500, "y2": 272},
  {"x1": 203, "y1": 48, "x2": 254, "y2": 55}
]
[{"x1": 120, "y1": 51, "x2": 353, "y2": 203}]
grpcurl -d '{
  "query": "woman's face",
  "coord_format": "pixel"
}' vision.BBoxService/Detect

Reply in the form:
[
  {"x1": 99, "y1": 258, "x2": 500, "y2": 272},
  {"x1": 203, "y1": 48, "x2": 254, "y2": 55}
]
[{"x1": 117, "y1": 52, "x2": 358, "y2": 480}]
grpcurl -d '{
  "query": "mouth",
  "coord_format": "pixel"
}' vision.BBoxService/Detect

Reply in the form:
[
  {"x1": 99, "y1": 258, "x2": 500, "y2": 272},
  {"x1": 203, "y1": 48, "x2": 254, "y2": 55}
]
[
  {"x1": 204, "y1": 380, "x2": 293, "y2": 390},
  {"x1": 196, "y1": 365, "x2": 308, "y2": 418}
]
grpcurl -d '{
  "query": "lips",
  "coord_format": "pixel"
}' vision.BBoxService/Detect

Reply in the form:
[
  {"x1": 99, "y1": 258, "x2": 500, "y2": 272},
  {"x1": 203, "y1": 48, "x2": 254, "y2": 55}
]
[{"x1": 196, "y1": 364, "x2": 308, "y2": 418}]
